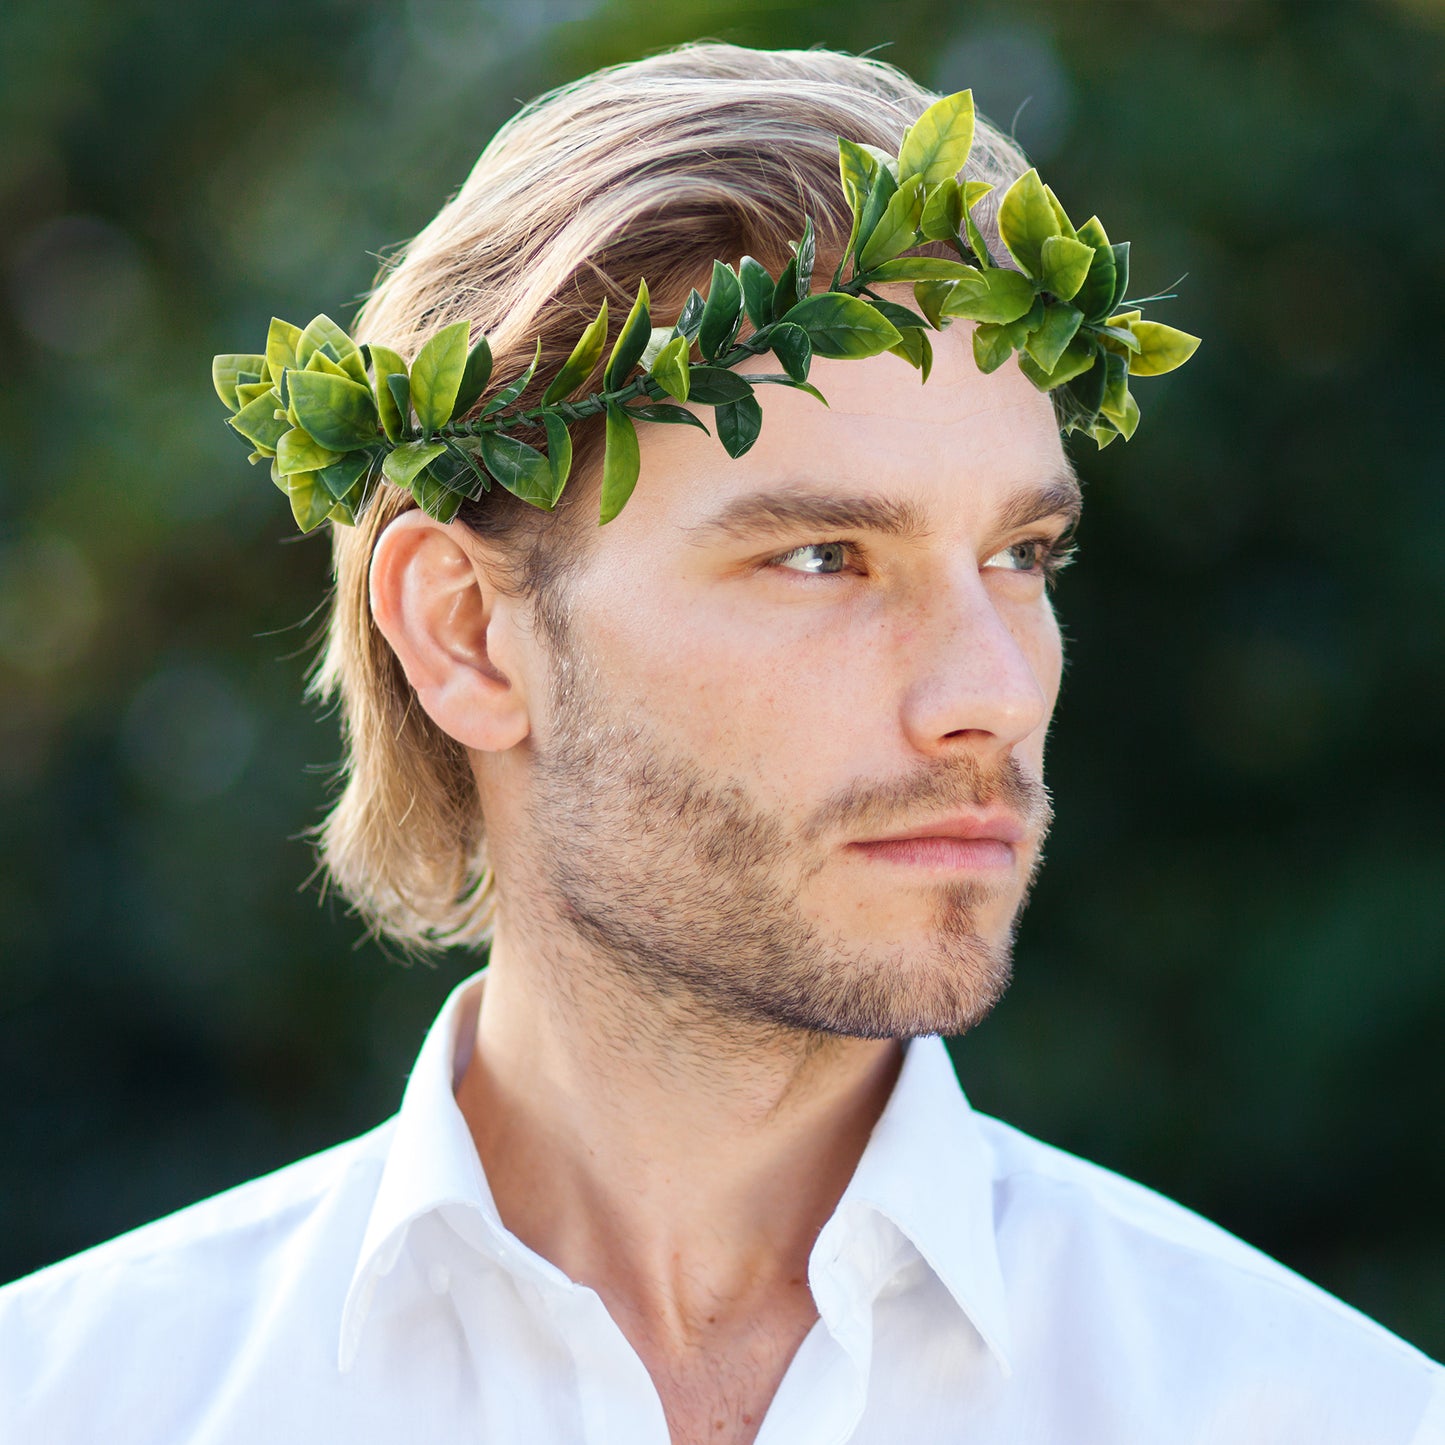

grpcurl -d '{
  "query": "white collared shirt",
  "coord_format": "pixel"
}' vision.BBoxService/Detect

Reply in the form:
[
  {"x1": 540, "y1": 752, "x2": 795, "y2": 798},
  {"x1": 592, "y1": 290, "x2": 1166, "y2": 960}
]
[{"x1": 2, "y1": 970, "x2": 1441, "y2": 1443}]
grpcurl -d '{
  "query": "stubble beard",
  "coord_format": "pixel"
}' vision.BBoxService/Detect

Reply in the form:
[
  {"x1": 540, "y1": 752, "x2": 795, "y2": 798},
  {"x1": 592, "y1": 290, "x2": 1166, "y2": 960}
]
[{"x1": 521, "y1": 613, "x2": 1053, "y2": 1044}]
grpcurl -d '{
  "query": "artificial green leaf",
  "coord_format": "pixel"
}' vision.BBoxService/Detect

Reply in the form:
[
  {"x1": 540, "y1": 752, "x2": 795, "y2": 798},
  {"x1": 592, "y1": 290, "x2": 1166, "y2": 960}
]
[
  {"x1": 1095, "y1": 324, "x2": 1142, "y2": 354},
  {"x1": 1025, "y1": 303, "x2": 1085, "y2": 373},
  {"x1": 287, "y1": 472, "x2": 334, "y2": 532},
  {"x1": 1076, "y1": 215, "x2": 1108, "y2": 252},
  {"x1": 964, "y1": 202, "x2": 994, "y2": 269},
  {"x1": 315, "y1": 451, "x2": 371, "y2": 502},
  {"x1": 228, "y1": 389, "x2": 289, "y2": 452},
  {"x1": 599, "y1": 403, "x2": 640, "y2": 524},
  {"x1": 410, "y1": 320, "x2": 471, "y2": 434},
  {"x1": 698, "y1": 262, "x2": 743, "y2": 361},
  {"x1": 480, "y1": 431, "x2": 554, "y2": 508},
  {"x1": 836, "y1": 137, "x2": 882, "y2": 280},
  {"x1": 674, "y1": 289, "x2": 706, "y2": 342},
  {"x1": 997, "y1": 169, "x2": 1061, "y2": 280},
  {"x1": 451, "y1": 334, "x2": 494, "y2": 420},
  {"x1": 940, "y1": 267, "x2": 1037, "y2": 325},
  {"x1": 541, "y1": 411, "x2": 573, "y2": 504},
  {"x1": 276, "y1": 426, "x2": 344, "y2": 476},
  {"x1": 212, "y1": 353, "x2": 267, "y2": 410},
  {"x1": 1108, "y1": 242, "x2": 1131, "y2": 314},
  {"x1": 627, "y1": 403, "x2": 710, "y2": 432},
  {"x1": 439, "y1": 439, "x2": 492, "y2": 498},
  {"x1": 972, "y1": 323, "x2": 1013, "y2": 374},
  {"x1": 327, "y1": 490, "x2": 360, "y2": 527},
  {"x1": 1063, "y1": 343, "x2": 1109, "y2": 423},
  {"x1": 1042, "y1": 184, "x2": 1077, "y2": 241},
  {"x1": 296, "y1": 315, "x2": 366, "y2": 384},
  {"x1": 793, "y1": 216, "x2": 815, "y2": 297},
  {"x1": 867, "y1": 298, "x2": 932, "y2": 333},
  {"x1": 640, "y1": 326, "x2": 675, "y2": 371},
  {"x1": 865, "y1": 256, "x2": 984, "y2": 284},
  {"x1": 786, "y1": 292, "x2": 902, "y2": 358},
  {"x1": 1099, "y1": 349, "x2": 1130, "y2": 424},
  {"x1": 234, "y1": 379, "x2": 274, "y2": 408},
  {"x1": 852, "y1": 164, "x2": 900, "y2": 269},
  {"x1": 287, "y1": 370, "x2": 379, "y2": 451},
  {"x1": 648, "y1": 334, "x2": 691, "y2": 401},
  {"x1": 386, "y1": 372, "x2": 412, "y2": 428},
  {"x1": 964, "y1": 180, "x2": 993, "y2": 208},
  {"x1": 1127, "y1": 321, "x2": 1201, "y2": 376},
  {"x1": 837, "y1": 136, "x2": 881, "y2": 212},
  {"x1": 715, "y1": 393, "x2": 763, "y2": 459},
  {"x1": 1071, "y1": 220, "x2": 1117, "y2": 322},
  {"x1": 1018, "y1": 336, "x2": 1098, "y2": 391},
  {"x1": 859, "y1": 174, "x2": 924, "y2": 272},
  {"x1": 304, "y1": 348, "x2": 350, "y2": 380},
  {"x1": 480, "y1": 339, "x2": 541, "y2": 416},
  {"x1": 685, "y1": 367, "x2": 756, "y2": 404},
  {"x1": 744, "y1": 376, "x2": 829, "y2": 405},
  {"x1": 605, "y1": 278, "x2": 652, "y2": 388},
  {"x1": 265, "y1": 318, "x2": 303, "y2": 376},
  {"x1": 1114, "y1": 388, "x2": 1140, "y2": 440},
  {"x1": 740, "y1": 256, "x2": 775, "y2": 329},
  {"x1": 768, "y1": 322, "x2": 812, "y2": 383},
  {"x1": 888, "y1": 327, "x2": 933, "y2": 380},
  {"x1": 771, "y1": 257, "x2": 800, "y2": 321},
  {"x1": 919, "y1": 177, "x2": 964, "y2": 244},
  {"x1": 1040, "y1": 235, "x2": 1095, "y2": 303},
  {"x1": 542, "y1": 299, "x2": 608, "y2": 405},
  {"x1": 370, "y1": 344, "x2": 408, "y2": 442},
  {"x1": 914, "y1": 279, "x2": 955, "y2": 328},
  {"x1": 382, "y1": 438, "x2": 447, "y2": 487},
  {"x1": 897, "y1": 90, "x2": 976, "y2": 186},
  {"x1": 411, "y1": 468, "x2": 464, "y2": 523}
]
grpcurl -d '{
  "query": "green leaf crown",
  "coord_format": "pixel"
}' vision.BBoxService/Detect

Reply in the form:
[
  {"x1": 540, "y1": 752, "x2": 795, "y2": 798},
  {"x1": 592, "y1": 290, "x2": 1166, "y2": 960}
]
[{"x1": 212, "y1": 90, "x2": 1200, "y2": 535}]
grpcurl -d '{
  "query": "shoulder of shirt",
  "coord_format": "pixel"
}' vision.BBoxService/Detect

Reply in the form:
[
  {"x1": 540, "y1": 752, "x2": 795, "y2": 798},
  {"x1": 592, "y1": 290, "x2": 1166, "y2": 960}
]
[
  {"x1": 974, "y1": 1109, "x2": 1443, "y2": 1382},
  {"x1": 0, "y1": 1117, "x2": 394, "y2": 1331}
]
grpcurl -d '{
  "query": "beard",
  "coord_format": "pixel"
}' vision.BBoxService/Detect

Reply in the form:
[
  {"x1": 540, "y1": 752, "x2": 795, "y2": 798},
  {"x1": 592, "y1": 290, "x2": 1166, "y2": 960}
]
[{"x1": 520, "y1": 611, "x2": 1053, "y2": 1043}]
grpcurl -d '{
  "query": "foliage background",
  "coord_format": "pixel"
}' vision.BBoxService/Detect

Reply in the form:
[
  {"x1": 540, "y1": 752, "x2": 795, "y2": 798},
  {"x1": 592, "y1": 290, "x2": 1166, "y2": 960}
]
[{"x1": 1, "y1": 0, "x2": 1441, "y2": 1357}]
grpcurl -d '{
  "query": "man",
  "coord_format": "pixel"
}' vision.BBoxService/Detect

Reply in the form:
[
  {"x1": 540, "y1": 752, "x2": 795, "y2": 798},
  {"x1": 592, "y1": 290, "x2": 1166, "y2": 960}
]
[{"x1": 2, "y1": 43, "x2": 1441, "y2": 1445}]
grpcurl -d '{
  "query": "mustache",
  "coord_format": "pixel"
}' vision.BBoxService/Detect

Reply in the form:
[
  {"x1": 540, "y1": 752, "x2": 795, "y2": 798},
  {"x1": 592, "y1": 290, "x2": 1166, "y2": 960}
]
[{"x1": 799, "y1": 753, "x2": 1053, "y2": 844}]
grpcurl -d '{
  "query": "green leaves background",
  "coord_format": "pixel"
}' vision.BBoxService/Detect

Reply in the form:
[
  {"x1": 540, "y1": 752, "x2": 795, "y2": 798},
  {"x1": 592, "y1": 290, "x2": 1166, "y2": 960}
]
[{"x1": 3, "y1": 0, "x2": 1443, "y2": 1363}]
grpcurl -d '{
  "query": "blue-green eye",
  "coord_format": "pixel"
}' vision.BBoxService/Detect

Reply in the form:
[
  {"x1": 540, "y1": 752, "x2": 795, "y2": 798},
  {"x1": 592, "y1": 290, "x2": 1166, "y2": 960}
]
[
  {"x1": 774, "y1": 542, "x2": 851, "y2": 574},
  {"x1": 986, "y1": 540, "x2": 1046, "y2": 572},
  {"x1": 983, "y1": 535, "x2": 1077, "y2": 585}
]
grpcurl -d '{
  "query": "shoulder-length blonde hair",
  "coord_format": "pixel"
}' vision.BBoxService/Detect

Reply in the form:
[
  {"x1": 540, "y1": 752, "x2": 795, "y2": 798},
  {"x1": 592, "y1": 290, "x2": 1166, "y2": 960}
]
[{"x1": 309, "y1": 43, "x2": 1029, "y2": 952}]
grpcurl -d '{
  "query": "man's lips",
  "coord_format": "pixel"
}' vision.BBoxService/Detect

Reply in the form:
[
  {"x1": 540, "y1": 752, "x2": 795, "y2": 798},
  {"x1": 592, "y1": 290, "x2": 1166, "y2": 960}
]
[{"x1": 845, "y1": 812, "x2": 1028, "y2": 871}]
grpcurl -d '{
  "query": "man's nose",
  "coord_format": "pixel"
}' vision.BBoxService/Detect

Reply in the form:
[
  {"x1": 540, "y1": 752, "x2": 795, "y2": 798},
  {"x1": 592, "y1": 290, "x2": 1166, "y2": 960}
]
[{"x1": 897, "y1": 569, "x2": 1054, "y2": 758}]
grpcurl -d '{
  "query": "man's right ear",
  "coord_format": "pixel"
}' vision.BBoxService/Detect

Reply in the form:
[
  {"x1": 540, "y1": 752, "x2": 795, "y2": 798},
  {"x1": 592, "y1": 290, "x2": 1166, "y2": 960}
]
[{"x1": 368, "y1": 510, "x2": 531, "y2": 753}]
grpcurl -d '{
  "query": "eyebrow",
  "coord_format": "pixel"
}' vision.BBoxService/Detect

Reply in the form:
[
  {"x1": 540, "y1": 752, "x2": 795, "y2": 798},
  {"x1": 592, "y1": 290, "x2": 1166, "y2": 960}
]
[{"x1": 685, "y1": 464, "x2": 1083, "y2": 546}]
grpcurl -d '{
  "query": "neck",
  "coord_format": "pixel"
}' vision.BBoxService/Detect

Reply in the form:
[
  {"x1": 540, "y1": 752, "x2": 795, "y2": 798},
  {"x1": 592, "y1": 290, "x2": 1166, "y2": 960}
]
[{"x1": 456, "y1": 916, "x2": 902, "y2": 1342}]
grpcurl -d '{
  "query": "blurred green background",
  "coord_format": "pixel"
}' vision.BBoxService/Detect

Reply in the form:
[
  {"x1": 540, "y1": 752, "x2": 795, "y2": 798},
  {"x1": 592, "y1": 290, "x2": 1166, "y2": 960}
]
[{"x1": 2, "y1": 0, "x2": 1442, "y2": 1357}]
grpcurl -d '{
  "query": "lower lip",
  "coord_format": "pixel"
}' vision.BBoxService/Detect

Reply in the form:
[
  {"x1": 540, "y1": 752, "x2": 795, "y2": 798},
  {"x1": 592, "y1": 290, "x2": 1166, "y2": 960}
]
[{"x1": 847, "y1": 837, "x2": 1017, "y2": 871}]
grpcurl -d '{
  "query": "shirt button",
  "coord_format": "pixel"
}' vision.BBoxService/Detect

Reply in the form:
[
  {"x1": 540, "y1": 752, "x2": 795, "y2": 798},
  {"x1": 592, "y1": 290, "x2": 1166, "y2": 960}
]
[{"x1": 428, "y1": 1263, "x2": 451, "y2": 1295}]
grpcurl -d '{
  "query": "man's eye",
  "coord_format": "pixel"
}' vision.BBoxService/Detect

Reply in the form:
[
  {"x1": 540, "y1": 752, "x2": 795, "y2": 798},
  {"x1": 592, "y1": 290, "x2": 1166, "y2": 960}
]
[
  {"x1": 773, "y1": 542, "x2": 853, "y2": 575},
  {"x1": 986, "y1": 540, "x2": 1046, "y2": 572},
  {"x1": 983, "y1": 536, "x2": 1077, "y2": 585}
]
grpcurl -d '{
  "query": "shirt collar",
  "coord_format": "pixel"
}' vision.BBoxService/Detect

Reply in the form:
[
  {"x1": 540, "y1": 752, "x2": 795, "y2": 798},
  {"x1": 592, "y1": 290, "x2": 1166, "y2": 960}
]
[
  {"x1": 825, "y1": 1033, "x2": 1014, "y2": 1373},
  {"x1": 339, "y1": 969, "x2": 1012, "y2": 1375},
  {"x1": 339, "y1": 969, "x2": 498, "y2": 1371}
]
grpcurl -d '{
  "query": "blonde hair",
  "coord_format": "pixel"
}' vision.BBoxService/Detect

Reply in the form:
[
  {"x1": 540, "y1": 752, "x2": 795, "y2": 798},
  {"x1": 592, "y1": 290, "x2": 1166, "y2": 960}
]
[{"x1": 310, "y1": 43, "x2": 1030, "y2": 951}]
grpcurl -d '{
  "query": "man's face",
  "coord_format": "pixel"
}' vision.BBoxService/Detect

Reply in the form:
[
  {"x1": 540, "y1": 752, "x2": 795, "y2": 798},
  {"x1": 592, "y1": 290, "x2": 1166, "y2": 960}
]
[{"x1": 509, "y1": 320, "x2": 1075, "y2": 1041}]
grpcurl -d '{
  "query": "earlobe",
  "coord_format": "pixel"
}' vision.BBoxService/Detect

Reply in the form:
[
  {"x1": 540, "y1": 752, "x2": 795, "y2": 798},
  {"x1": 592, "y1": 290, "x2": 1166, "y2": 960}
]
[{"x1": 368, "y1": 511, "x2": 531, "y2": 752}]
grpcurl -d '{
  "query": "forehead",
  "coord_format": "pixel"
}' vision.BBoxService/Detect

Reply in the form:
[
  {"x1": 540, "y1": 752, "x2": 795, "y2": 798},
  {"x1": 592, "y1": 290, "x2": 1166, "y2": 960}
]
[{"x1": 613, "y1": 321, "x2": 1072, "y2": 546}]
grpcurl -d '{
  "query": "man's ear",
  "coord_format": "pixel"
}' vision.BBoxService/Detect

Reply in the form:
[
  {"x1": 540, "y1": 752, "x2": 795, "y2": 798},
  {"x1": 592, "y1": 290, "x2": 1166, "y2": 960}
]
[{"x1": 368, "y1": 510, "x2": 530, "y2": 752}]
